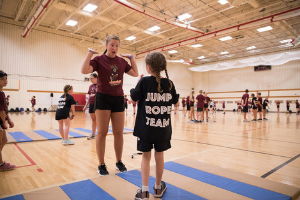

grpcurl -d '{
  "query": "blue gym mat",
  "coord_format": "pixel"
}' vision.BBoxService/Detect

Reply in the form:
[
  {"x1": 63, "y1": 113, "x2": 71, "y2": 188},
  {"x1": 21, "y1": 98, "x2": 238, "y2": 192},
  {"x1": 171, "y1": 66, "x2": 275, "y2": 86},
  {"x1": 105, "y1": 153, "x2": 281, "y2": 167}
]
[
  {"x1": 55, "y1": 129, "x2": 86, "y2": 138},
  {"x1": 8, "y1": 132, "x2": 33, "y2": 143},
  {"x1": 33, "y1": 130, "x2": 61, "y2": 140},
  {"x1": 117, "y1": 169, "x2": 206, "y2": 200},
  {"x1": 60, "y1": 179, "x2": 116, "y2": 200},
  {"x1": 164, "y1": 162, "x2": 291, "y2": 200},
  {"x1": 73, "y1": 128, "x2": 95, "y2": 134},
  {"x1": 0, "y1": 195, "x2": 24, "y2": 200}
]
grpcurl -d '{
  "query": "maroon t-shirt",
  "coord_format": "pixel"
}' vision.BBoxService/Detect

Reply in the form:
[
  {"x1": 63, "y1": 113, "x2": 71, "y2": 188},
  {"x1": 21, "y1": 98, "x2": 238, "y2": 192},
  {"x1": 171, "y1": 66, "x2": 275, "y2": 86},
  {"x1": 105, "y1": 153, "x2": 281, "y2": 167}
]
[
  {"x1": 242, "y1": 93, "x2": 249, "y2": 106},
  {"x1": 31, "y1": 98, "x2": 36, "y2": 105},
  {"x1": 182, "y1": 99, "x2": 186, "y2": 107},
  {"x1": 286, "y1": 101, "x2": 290, "y2": 106},
  {"x1": 90, "y1": 54, "x2": 132, "y2": 96},
  {"x1": 276, "y1": 101, "x2": 280, "y2": 105},
  {"x1": 88, "y1": 84, "x2": 97, "y2": 104},
  {"x1": 0, "y1": 91, "x2": 8, "y2": 129},
  {"x1": 223, "y1": 102, "x2": 225, "y2": 108},
  {"x1": 186, "y1": 96, "x2": 190, "y2": 105},
  {"x1": 237, "y1": 102, "x2": 242, "y2": 108},
  {"x1": 204, "y1": 96, "x2": 210, "y2": 106},
  {"x1": 296, "y1": 101, "x2": 299, "y2": 107},
  {"x1": 257, "y1": 97, "x2": 262, "y2": 109},
  {"x1": 189, "y1": 96, "x2": 194, "y2": 106},
  {"x1": 196, "y1": 94, "x2": 205, "y2": 108}
]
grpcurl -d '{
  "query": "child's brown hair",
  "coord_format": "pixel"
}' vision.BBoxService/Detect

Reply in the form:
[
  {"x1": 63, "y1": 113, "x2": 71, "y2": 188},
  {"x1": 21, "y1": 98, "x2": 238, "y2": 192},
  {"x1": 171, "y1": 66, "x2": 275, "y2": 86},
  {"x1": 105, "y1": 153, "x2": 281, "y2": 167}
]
[
  {"x1": 145, "y1": 52, "x2": 171, "y2": 93},
  {"x1": 64, "y1": 85, "x2": 72, "y2": 100}
]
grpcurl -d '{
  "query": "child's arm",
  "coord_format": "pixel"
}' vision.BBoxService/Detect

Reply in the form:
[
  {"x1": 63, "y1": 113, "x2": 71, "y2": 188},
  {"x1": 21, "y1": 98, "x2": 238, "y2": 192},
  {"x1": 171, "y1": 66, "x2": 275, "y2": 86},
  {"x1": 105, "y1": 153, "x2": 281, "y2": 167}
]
[
  {"x1": 130, "y1": 78, "x2": 143, "y2": 102},
  {"x1": 0, "y1": 110, "x2": 7, "y2": 129},
  {"x1": 70, "y1": 105, "x2": 75, "y2": 120},
  {"x1": 6, "y1": 115, "x2": 14, "y2": 128},
  {"x1": 83, "y1": 97, "x2": 89, "y2": 112}
]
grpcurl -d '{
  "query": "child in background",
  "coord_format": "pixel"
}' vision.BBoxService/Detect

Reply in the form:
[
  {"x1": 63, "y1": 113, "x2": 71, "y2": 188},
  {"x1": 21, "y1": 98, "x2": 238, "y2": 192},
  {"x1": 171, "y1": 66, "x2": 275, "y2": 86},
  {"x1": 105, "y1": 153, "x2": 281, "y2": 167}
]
[
  {"x1": 131, "y1": 52, "x2": 178, "y2": 200},
  {"x1": 251, "y1": 93, "x2": 258, "y2": 121},
  {"x1": 0, "y1": 71, "x2": 15, "y2": 171},
  {"x1": 257, "y1": 93, "x2": 263, "y2": 120},
  {"x1": 182, "y1": 97, "x2": 186, "y2": 116},
  {"x1": 296, "y1": 100, "x2": 299, "y2": 115},
  {"x1": 189, "y1": 91, "x2": 195, "y2": 121},
  {"x1": 30, "y1": 96, "x2": 36, "y2": 112},
  {"x1": 124, "y1": 95, "x2": 128, "y2": 115},
  {"x1": 286, "y1": 100, "x2": 290, "y2": 114},
  {"x1": 237, "y1": 101, "x2": 242, "y2": 113},
  {"x1": 222, "y1": 101, "x2": 226, "y2": 114},
  {"x1": 5, "y1": 95, "x2": 9, "y2": 110},
  {"x1": 55, "y1": 85, "x2": 76, "y2": 145},
  {"x1": 204, "y1": 92, "x2": 211, "y2": 122},
  {"x1": 263, "y1": 97, "x2": 269, "y2": 120},
  {"x1": 276, "y1": 100, "x2": 280, "y2": 113},
  {"x1": 83, "y1": 73, "x2": 98, "y2": 140}
]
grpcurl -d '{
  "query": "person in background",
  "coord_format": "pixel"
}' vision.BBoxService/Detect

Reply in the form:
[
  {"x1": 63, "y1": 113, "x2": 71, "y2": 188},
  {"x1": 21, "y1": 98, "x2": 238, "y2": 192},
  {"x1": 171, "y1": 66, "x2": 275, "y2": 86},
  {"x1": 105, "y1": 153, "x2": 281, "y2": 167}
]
[
  {"x1": 262, "y1": 96, "x2": 269, "y2": 120},
  {"x1": 83, "y1": 73, "x2": 98, "y2": 140},
  {"x1": 30, "y1": 96, "x2": 36, "y2": 112},
  {"x1": 5, "y1": 95, "x2": 9, "y2": 110}
]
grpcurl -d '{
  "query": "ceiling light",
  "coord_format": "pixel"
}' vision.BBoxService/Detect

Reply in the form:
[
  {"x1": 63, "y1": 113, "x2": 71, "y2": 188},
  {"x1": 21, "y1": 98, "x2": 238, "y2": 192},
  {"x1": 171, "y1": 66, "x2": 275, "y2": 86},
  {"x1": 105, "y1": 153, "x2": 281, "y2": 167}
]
[
  {"x1": 257, "y1": 26, "x2": 272, "y2": 32},
  {"x1": 144, "y1": 30, "x2": 154, "y2": 35},
  {"x1": 66, "y1": 20, "x2": 78, "y2": 26},
  {"x1": 83, "y1": 4, "x2": 98, "y2": 12},
  {"x1": 218, "y1": 0, "x2": 228, "y2": 5},
  {"x1": 168, "y1": 50, "x2": 178, "y2": 54},
  {"x1": 246, "y1": 46, "x2": 256, "y2": 50},
  {"x1": 191, "y1": 44, "x2": 203, "y2": 48},
  {"x1": 125, "y1": 36, "x2": 136, "y2": 41},
  {"x1": 178, "y1": 13, "x2": 192, "y2": 21},
  {"x1": 219, "y1": 36, "x2": 232, "y2": 41},
  {"x1": 148, "y1": 26, "x2": 160, "y2": 32},
  {"x1": 198, "y1": 56, "x2": 205, "y2": 59},
  {"x1": 220, "y1": 51, "x2": 229, "y2": 54},
  {"x1": 279, "y1": 39, "x2": 292, "y2": 43}
]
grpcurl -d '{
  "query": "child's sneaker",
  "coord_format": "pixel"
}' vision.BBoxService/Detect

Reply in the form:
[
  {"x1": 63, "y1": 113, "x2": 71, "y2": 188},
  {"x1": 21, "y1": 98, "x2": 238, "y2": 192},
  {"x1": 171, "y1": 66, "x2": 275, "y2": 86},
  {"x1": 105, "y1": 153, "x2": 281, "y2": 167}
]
[
  {"x1": 135, "y1": 189, "x2": 149, "y2": 200},
  {"x1": 87, "y1": 134, "x2": 96, "y2": 140},
  {"x1": 63, "y1": 138, "x2": 75, "y2": 145},
  {"x1": 0, "y1": 162, "x2": 16, "y2": 172},
  {"x1": 116, "y1": 160, "x2": 127, "y2": 172},
  {"x1": 153, "y1": 181, "x2": 167, "y2": 198},
  {"x1": 97, "y1": 163, "x2": 109, "y2": 176}
]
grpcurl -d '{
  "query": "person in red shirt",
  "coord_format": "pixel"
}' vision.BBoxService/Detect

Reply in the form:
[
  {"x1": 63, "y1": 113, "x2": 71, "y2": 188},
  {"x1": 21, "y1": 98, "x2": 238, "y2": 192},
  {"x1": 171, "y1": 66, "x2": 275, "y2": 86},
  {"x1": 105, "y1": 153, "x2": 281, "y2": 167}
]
[
  {"x1": 196, "y1": 90, "x2": 205, "y2": 122},
  {"x1": 204, "y1": 92, "x2": 211, "y2": 122},
  {"x1": 222, "y1": 101, "x2": 226, "y2": 114},
  {"x1": 0, "y1": 71, "x2": 15, "y2": 172},
  {"x1": 189, "y1": 91, "x2": 195, "y2": 121},
  {"x1": 186, "y1": 95, "x2": 190, "y2": 119},
  {"x1": 241, "y1": 89, "x2": 250, "y2": 122},
  {"x1": 237, "y1": 101, "x2": 242, "y2": 113},
  {"x1": 257, "y1": 93, "x2": 263, "y2": 120},
  {"x1": 182, "y1": 97, "x2": 186, "y2": 116},
  {"x1": 296, "y1": 100, "x2": 299, "y2": 115},
  {"x1": 81, "y1": 35, "x2": 139, "y2": 176},
  {"x1": 83, "y1": 73, "x2": 98, "y2": 140},
  {"x1": 29, "y1": 96, "x2": 36, "y2": 112},
  {"x1": 276, "y1": 100, "x2": 280, "y2": 113}
]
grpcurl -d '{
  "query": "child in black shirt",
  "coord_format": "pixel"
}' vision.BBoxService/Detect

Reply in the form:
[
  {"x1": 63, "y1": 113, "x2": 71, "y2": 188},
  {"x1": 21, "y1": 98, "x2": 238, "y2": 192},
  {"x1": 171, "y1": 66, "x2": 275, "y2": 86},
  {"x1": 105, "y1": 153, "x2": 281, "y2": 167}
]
[
  {"x1": 131, "y1": 52, "x2": 178, "y2": 200},
  {"x1": 55, "y1": 85, "x2": 76, "y2": 145}
]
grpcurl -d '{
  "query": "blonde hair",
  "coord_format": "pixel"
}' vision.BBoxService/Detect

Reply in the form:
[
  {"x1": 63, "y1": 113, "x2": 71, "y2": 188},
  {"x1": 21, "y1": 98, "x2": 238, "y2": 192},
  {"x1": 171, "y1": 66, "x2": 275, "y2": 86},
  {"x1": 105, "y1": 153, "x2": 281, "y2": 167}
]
[{"x1": 145, "y1": 52, "x2": 172, "y2": 93}]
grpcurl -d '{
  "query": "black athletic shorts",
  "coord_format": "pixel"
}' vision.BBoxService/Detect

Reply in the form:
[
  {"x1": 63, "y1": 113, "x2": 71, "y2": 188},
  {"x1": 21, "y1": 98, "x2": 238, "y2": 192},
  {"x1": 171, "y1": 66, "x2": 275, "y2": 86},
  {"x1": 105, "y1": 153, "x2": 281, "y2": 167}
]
[
  {"x1": 287, "y1": 106, "x2": 290, "y2": 110},
  {"x1": 243, "y1": 106, "x2": 248, "y2": 113},
  {"x1": 55, "y1": 115, "x2": 69, "y2": 120},
  {"x1": 263, "y1": 106, "x2": 266, "y2": 110},
  {"x1": 258, "y1": 108, "x2": 262, "y2": 112},
  {"x1": 137, "y1": 138, "x2": 171, "y2": 152},
  {"x1": 197, "y1": 108, "x2": 203, "y2": 112},
  {"x1": 252, "y1": 106, "x2": 257, "y2": 110},
  {"x1": 210, "y1": 105, "x2": 212, "y2": 108},
  {"x1": 204, "y1": 105, "x2": 208, "y2": 108},
  {"x1": 95, "y1": 93, "x2": 124, "y2": 113},
  {"x1": 124, "y1": 103, "x2": 128, "y2": 109},
  {"x1": 277, "y1": 105, "x2": 279, "y2": 108},
  {"x1": 187, "y1": 104, "x2": 190, "y2": 111},
  {"x1": 89, "y1": 104, "x2": 95, "y2": 113},
  {"x1": 297, "y1": 106, "x2": 299, "y2": 109}
]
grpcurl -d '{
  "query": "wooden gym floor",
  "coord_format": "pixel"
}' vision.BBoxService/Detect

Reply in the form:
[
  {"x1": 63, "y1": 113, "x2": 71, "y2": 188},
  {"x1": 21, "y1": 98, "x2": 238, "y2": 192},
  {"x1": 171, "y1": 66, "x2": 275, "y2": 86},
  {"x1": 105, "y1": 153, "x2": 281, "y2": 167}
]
[{"x1": 0, "y1": 110, "x2": 300, "y2": 198}]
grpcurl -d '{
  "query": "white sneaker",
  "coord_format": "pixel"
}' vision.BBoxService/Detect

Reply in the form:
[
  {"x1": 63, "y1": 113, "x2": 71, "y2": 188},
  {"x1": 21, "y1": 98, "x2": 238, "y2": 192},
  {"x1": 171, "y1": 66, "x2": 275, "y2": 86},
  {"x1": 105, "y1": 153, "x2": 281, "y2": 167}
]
[
  {"x1": 243, "y1": 119, "x2": 250, "y2": 122},
  {"x1": 63, "y1": 138, "x2": 75, "y2": 145},
  {"x1": 87, "y1": 134, "x2": 96, "y2": 140}
]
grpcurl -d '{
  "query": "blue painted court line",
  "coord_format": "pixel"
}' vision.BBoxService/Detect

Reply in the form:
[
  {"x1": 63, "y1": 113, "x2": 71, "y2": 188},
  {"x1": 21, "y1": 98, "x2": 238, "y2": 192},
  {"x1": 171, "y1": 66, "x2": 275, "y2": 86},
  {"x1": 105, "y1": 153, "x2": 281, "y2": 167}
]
[
  {"x1": 33, "y1": 130, "x2": 61, "y2": 140},
  {"x1": 60, "y1": 179, "x2": 115, "y2": 200},
  {"x1": 0, "y1": 195, "x2": 24, "y2": 200},
  {"x1": 164, "y1": 162, "x2": 291, "y2": 200},
  {"x1": 109, "y1": 126, "x2": 133, "y2": 132},
  {"x1": 117, "y1": 169, "x2": 206, "y2": 200},
  {"x1": 55, "y1": 129, "x2": 86, "y2": 138},
  {"x1": 8, "y1": 132, "x2": 33, "y2": 143}
]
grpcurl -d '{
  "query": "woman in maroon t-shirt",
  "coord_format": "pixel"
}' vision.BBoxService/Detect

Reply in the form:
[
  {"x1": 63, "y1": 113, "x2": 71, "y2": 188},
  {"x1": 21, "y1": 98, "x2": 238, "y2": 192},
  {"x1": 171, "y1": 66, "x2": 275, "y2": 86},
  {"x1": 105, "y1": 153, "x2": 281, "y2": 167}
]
[
  {"x1": 83, "y1": 73, "x2": 98, "y2": 140},
  {"x1": 182, "y1": 97, "x2": 186, "y2": 116},
  {"x1": 222, "y1": 101, "x2": 225, "y2": 114},
  {"x1": 81, "y1": 35, "x2": 139, "y2": 176},
  {"x1": 296, "y1": 100, "x2": 299, "y2": 114}
]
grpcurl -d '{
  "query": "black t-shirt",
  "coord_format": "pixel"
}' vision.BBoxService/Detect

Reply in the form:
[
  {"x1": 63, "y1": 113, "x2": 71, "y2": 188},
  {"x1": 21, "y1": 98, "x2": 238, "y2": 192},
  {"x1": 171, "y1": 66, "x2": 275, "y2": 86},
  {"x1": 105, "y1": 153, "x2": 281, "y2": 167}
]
[
  {"x1": 263, "y1": 99, "x2": 269, "y2": 108},
  {"x1": 130, "y1": 76, "x2": 178, "y2": 142},
  {"x1": 56, "y1": 94, "x2": 76, "y2": 117},
  {"x1": 252, "y1": 97, "x2": 257, "y2": 108}
]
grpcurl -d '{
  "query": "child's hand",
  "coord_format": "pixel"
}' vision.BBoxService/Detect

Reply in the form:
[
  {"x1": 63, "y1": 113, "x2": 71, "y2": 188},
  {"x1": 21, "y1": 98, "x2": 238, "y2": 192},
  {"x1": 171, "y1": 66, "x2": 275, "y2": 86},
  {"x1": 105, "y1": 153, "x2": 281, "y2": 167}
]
[
  {"x1": 2, "y1": 122, "x2": 8, "y2": 130},
  {"x1": 83, "y1": 106, "x2": 87, "y2": 112},
  {"x1": 70, "y1": 115, "x2": 75, "y2": 120},
  {"x1": 8, "y1": 119, "x2": 14, "y2": 128},
  {"x1": 88, "y1": 48, "x2": 99, "y2": 54}
]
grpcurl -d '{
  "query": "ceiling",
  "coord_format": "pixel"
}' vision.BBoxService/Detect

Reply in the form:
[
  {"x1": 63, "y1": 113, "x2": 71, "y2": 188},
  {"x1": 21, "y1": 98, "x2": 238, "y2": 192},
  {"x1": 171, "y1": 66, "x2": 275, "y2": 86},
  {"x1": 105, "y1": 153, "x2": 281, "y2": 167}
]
[{"x1": 1, "y1": 0, "x2": 300, "y2": 65}]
